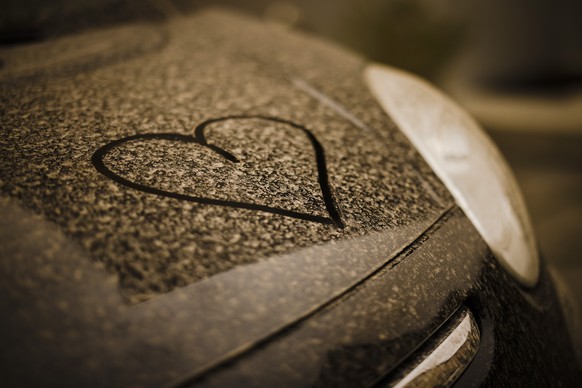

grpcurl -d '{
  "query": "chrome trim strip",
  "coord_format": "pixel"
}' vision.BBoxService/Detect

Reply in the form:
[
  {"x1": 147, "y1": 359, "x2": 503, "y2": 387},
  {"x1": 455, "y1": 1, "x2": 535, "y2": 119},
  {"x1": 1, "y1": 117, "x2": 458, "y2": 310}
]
[{"x1": 389, "y1": 309, "x2": 480, "y2": 388}]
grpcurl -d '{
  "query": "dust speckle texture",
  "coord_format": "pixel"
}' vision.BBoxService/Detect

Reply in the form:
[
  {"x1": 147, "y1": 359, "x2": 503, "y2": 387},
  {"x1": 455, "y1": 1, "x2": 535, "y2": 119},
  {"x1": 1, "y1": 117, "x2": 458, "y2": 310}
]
[{"x1": 0, "y1": 10, "x2": 451, "y2": 302}]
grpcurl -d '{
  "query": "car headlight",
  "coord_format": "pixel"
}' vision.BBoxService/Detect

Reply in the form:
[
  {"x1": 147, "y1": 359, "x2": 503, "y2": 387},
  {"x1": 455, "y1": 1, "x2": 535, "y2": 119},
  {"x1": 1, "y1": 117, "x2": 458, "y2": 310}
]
[{"x1": 365, "y1": 63, "x2": 540, "y2": 287}]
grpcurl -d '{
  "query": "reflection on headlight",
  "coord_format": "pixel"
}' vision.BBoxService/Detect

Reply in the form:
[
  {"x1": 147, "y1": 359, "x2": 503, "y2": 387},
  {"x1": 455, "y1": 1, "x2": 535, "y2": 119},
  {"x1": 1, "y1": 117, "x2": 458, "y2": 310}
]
[{"x1": 365, "y1": 64, "x2": 539, "y2": 287}]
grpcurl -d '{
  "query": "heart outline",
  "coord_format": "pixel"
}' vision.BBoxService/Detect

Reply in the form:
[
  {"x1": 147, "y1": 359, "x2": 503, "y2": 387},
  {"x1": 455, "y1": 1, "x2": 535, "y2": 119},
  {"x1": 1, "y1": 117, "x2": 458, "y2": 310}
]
[{"x1": 91, "y1": 115, "x2": 344, "y2": 228}]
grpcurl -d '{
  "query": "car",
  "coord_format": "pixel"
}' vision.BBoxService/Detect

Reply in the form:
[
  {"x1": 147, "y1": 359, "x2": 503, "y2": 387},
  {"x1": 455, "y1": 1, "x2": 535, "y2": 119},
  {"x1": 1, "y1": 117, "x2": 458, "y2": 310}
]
[{"x1": 0, "y1": 6, "x2": 580, "y2": 387}]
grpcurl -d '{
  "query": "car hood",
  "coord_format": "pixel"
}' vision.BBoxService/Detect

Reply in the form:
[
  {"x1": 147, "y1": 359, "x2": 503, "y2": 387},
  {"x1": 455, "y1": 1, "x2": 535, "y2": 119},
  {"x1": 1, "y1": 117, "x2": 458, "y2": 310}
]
[{"x1": 0, "y1": 9, "x2": 454, "y2": 387}]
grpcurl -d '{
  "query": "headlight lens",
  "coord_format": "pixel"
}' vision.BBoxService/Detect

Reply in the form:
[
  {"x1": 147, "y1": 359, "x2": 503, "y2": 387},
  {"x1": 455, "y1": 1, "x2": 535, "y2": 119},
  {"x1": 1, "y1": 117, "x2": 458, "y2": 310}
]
[{"x1": 365, "y1": 64, "x2": 540, "y2": 287}]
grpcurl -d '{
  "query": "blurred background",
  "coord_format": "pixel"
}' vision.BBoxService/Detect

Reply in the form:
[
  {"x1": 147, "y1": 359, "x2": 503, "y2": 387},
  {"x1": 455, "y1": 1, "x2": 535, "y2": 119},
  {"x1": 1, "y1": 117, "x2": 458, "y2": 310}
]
[{"x1": 2, "y1": 0, "x2": 581, "y2": 353}]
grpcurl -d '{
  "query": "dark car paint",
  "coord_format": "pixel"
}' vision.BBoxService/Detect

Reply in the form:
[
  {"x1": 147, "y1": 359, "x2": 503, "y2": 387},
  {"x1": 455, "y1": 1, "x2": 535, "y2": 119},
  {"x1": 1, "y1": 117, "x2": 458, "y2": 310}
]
[
  {"x1": 182, "y1": 207, "x2": 580, "y2": 387},
  {"x1": 0, "y1": 9, "x2": 452, "y2": 386},
  {"x1": 0, "y1": 9, "x2": 580, "y2": 387},
  {"x1": 0, "y1": 10, "x2": 452, "y2": 304}
]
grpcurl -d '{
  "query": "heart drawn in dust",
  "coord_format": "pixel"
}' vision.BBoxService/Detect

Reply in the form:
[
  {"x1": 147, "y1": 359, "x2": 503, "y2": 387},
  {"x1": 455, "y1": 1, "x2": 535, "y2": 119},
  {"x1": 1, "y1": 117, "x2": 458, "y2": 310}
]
[{"x1": 91, "y1": 115, "x2": 344, "y2": 228}]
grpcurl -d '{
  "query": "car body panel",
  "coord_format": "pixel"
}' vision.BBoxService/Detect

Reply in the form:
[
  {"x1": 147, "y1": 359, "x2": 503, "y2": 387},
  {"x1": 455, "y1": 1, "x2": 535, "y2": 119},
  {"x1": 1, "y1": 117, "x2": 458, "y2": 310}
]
[
  {"x1": 182, "y1": 207, "x2": 580, "y2": 387},
  {"x1": 1, "y1": 9, "x2": 580, "y2": 388},
  {"x1": 0, "y1": 10, "x2": 455, "y2": 387}
]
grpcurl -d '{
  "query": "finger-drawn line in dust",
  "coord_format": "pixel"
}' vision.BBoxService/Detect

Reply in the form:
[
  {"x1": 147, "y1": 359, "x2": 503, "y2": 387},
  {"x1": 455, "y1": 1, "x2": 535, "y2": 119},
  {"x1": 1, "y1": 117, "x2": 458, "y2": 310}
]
[{"x1": 91, "y1": 115, "x2": 344, "y2": 228}]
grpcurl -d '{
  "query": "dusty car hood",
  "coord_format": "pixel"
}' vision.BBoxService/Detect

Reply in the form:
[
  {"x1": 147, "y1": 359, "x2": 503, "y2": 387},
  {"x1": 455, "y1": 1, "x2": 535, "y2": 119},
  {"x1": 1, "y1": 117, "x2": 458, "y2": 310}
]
[{"x1": 0, "y1": 9, "x2": 454, "y2": 387}]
